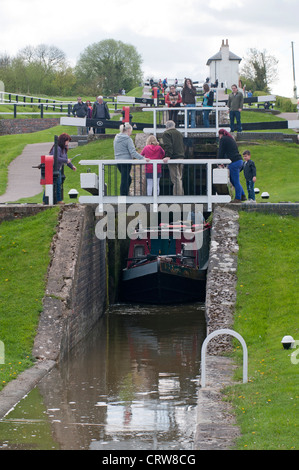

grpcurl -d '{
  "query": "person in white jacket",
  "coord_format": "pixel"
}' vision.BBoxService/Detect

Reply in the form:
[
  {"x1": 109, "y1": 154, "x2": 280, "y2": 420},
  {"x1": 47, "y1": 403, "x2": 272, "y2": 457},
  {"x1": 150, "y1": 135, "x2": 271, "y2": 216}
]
[{"x1": 113, "y1": 123, "x2": 147, "y2": 196}]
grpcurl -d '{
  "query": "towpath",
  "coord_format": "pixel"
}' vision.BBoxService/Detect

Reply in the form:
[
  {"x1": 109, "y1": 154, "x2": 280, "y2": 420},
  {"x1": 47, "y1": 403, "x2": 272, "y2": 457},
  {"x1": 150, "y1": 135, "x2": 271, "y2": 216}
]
[{"x1": 0, "y1": 142, "x2": 52, "y2": 203}]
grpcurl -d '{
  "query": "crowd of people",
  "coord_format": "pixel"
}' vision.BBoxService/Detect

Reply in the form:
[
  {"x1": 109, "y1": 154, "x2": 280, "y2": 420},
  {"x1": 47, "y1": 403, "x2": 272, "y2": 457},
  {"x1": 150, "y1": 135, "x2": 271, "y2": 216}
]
[
  {"x1": 71, "y1": 78, "x2": 245, "y2": 133},
  {"x1": 112, "y1": 120, "x2": 256, "y2": 203},
  {"x1": 72, "y1": 95, "x2": 111, "y2": 135},
  {"x1": 112, "y1": 79, "x2": 253, "y2": 203},
  {"x1": 153, "y1": 77, "x2": 243, "y2": 132},
  {"x1": 54, "y1": 81, "x2": 255, "y2": 204}
]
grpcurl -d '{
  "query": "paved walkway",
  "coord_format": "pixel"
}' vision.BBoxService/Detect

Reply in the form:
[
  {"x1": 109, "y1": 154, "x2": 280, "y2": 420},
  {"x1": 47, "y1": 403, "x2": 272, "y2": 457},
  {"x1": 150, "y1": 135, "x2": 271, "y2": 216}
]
[
  {"x1": 0, "y1": 142, "x2": 52, "y2": 203},
  {"x1": 278, "y1": 112, "x2": 299, "y2": 120}
]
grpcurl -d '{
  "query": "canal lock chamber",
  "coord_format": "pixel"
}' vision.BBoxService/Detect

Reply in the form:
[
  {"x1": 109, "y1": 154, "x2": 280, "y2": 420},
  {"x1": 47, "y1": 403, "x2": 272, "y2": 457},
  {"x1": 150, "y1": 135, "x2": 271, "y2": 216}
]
[
  {"x1": 0, "y1": 206, "x2": 209, "y2": 450},
  {"x1": 0, "y1": 135, "x2": 241, "y2": 450}
]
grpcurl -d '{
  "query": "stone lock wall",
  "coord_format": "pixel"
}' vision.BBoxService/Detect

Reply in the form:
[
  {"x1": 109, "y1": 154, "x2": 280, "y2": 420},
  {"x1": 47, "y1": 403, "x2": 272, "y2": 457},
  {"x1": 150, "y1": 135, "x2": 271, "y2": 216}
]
[
  {"x1": 33, "y1": 204, "x2": 106, "y2": 362},
  {"x1": 205, "y1": 206, "x2": 240, "y2": 354}
]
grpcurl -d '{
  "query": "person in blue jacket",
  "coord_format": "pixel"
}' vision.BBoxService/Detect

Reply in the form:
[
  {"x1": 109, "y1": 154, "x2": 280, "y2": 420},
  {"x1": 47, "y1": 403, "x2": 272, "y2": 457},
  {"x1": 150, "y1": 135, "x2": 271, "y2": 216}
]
[{"x1": 242, "y1": 150, "x2": 257, "y2": 201}]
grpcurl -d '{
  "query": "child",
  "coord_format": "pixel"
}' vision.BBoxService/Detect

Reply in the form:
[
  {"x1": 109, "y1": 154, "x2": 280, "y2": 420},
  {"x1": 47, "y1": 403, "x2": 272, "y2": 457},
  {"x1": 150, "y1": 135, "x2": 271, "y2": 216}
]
[
  {"x1": 242, "y1": 150, "x2": 257, "y2": 201},
  {"x1": 141, "y1": 136, "x2": 166, "y2": 196}
]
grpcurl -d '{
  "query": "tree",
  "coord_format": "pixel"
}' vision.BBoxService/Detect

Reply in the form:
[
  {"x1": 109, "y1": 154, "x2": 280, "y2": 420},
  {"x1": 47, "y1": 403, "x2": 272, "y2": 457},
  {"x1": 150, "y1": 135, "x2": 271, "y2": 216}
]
[
  {"x1": 8, "y1": 44, "x2": 67, "y2": 94},
  {"x1": 52, "y1": 67, "x2": 77, "y2": 96},
  {"x1": 240, "y1": 48, "x2": 279, "y2": 93},
  {"x1": 18, "y1": 44, "x2": 66, "y2": 72},
  {"x1": 75, "y1": 39, "x2": 143, "y2": 95}
]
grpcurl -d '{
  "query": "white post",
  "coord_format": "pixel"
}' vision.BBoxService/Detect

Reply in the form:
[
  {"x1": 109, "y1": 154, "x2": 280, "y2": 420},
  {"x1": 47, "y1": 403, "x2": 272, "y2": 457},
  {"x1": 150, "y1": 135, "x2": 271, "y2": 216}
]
[
  {"x1": 207, "y1": 162, "x2": 212, "y2": 212},
  {"x1": 184, "y1": 108, "x2": 188, "y2": 137},
  {"x1": 201, "y1": 329, "x2": 248, "y2": 388},
  {"x1": 153, "y1": 161, "x2": 158, "y2": 212},
  {"x1": 153, "y1": 109, "x2": 157, "y2": 136},
  {"x1": 0, "y1": 340, "x2": 4, "y2": 364},
  {"x1": 98, "y1": 162, "x2": 104, "y2": 214},
  {"x1": 44, "y1": 184, "x2": 53, "y2": 206}
]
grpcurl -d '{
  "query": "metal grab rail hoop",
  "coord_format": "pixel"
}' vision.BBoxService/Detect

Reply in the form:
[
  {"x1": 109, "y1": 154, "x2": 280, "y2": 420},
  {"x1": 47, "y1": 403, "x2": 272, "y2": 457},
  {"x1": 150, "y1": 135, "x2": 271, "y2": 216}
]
[{"x1": 200, "y1": 329, "x2": 248, "y2": 388}]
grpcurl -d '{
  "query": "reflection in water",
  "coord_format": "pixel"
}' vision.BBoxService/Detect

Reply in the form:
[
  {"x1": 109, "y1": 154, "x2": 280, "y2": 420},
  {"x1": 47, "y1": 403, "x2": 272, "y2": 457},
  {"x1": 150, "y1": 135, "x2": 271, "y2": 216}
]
[{"x1": 0, "y1": 303, "x2": 206, "y2": 450}]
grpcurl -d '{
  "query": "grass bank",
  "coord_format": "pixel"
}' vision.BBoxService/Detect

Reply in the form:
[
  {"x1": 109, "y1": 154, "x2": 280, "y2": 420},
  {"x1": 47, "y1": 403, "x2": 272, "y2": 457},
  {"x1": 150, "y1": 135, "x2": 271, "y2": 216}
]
[
  {"x1": 0, "y1": 208, "x2": 60, "y2": 391},
  {"x1": 225, "y1": 212, "x2": 299, "y2": 450},
  {"x1": 237, "y1": 140, "x2": 299, "y2": 202}
]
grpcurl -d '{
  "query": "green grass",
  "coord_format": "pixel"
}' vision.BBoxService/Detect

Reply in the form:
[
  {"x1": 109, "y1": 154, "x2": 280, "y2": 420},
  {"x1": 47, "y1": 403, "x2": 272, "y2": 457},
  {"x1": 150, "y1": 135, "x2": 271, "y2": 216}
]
[
  {"x1": 0, "y1": 208, "x2": 60, "y2": 390},
  {"x1": 126, "y1": 87, "x2": 143, "y2": 98},
  {"x1": 224, "y1": 212, "x2": 299, "y2": 450},
  {"x1": 237, "y1": 141, "x2": 299, "y2": 202}
]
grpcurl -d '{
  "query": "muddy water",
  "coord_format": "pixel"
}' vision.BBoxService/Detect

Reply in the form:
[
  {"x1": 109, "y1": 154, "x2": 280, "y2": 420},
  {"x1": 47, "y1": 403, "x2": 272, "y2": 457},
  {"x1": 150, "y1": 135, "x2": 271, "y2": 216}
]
[{"x1": 0, "y1": 303, "x2": 206, "y2": 450}]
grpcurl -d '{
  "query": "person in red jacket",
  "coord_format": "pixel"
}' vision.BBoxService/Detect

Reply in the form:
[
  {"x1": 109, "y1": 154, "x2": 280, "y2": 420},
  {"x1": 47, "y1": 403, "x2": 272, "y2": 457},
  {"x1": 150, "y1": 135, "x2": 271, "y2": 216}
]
[
  {"x1": 165, "y1": 85, "x2": 182, "y2": 126},
  {"x1": 141, "y1": 136, "x2": 167, "y2": 196}
]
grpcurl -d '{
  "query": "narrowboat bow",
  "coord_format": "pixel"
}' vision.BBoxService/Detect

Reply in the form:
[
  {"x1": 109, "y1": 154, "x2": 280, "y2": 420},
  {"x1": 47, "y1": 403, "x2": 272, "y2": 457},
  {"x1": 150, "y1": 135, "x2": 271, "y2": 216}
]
[{"x1": 121, "y1": 220, "x2": 210, "y2": 304}]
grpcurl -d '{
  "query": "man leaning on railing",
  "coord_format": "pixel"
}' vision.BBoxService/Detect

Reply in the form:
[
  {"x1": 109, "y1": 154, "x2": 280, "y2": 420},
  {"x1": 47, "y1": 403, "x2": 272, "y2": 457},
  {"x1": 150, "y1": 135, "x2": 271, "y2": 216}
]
[{"x1": 162, "y1": 120, "x2": 185, "y2": 196}]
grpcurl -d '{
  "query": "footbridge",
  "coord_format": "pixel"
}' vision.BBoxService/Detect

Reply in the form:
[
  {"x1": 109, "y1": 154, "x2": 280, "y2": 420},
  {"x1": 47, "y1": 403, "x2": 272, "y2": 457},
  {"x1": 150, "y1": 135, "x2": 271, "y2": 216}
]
[{"x1": 79, "y1": 158, "x2": 231, "y2": 213}]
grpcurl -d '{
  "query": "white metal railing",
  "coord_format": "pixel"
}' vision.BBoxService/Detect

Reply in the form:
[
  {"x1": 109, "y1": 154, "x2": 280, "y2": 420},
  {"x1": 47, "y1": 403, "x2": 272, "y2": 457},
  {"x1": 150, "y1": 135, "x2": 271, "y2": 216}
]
[
  {"x1": 0, "y1": 103, "x2": 70, "y2": 116},
  {"x1": 142, "y1": 103, "x2": 228, "y2": 137},
  {"x1": 0, "y1": 91, "x2": 119, "y2": 116},
  {"x1": 78, "y1": 158, "x2": 231, "y2": 212},
  {"x1": 0, "y1": 100, "x2": 71, "y2": 118},
  {"x1": 1, "y1": 90, "x2": 70, "y2": 105},
  {"x1": 141, "y1": 89, "x2": 228, "y2": 137}
]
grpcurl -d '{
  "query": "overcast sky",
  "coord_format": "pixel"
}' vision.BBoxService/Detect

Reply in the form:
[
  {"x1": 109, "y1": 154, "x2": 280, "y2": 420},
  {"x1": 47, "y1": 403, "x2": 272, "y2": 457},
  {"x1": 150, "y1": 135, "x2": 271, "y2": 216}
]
[{"x1": 1, "y1": 0, "x2": 298, "y2": 98}]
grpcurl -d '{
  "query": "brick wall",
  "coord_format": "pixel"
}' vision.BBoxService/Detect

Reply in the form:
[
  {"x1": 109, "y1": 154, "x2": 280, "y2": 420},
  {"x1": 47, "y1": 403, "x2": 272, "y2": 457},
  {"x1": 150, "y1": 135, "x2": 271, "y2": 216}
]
[{"x1": 0, "y1": 118, "x2": 60, "y2": 135}]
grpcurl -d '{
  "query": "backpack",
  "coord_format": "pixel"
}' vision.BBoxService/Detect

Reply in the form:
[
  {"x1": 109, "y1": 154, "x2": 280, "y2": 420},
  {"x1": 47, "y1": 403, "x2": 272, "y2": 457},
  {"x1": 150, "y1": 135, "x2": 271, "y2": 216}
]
[{"x1": 207, "y1": 90, "x2": 214, "y2": 106}]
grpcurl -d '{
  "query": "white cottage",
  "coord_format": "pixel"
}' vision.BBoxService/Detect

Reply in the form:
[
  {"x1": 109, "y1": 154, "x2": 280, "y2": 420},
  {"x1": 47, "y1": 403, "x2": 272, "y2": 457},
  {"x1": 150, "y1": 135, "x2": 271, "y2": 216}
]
[{"x1": 206, "y1": 40, "x2": 242, "y2": 89}]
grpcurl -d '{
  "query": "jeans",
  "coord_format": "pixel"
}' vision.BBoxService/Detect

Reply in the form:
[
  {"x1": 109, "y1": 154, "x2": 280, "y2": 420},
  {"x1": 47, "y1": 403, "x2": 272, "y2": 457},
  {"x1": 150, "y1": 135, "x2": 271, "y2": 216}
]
[
  {"x1": 168, "y1": 109, "x2": 179, "y2": 125},
  {"x1": 229, "y1": 110, "x2": 242, "y2": 132},
  {"x1": 246, "y1": 180, "x2": 255, "y2": 200},
  {"x1": 117, "y1": 163, "x2": 132, "y2": 196},
  {"x1": 203, "y1": 109, "x2": 210, "y2": 127},
  {"x1": 228, "y1": 160, "x2": 245, "y2": 200},
  {"x1": 146, "y1": 177, "x2": 161, "y2": 196},
  {"x1": 56, "y1": 169, "x2": 62, "y2": 202},
  {"x1": 186, "y1": 104, "x2": 196, "y2": 128}
]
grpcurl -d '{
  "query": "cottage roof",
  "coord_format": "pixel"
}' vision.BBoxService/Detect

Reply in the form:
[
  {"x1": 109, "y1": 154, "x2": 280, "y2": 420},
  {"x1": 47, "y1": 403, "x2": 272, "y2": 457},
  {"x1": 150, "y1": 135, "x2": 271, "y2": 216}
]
[{"x1": 206, "y1": 50, "x2": 242, "y2": 66}]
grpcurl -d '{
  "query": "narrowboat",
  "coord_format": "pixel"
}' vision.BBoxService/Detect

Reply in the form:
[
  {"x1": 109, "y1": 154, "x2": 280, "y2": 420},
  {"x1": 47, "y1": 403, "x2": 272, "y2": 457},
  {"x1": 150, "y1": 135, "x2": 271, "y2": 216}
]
[{"x1": 120, "y1": 218, "x2": 210, "y2": 304}]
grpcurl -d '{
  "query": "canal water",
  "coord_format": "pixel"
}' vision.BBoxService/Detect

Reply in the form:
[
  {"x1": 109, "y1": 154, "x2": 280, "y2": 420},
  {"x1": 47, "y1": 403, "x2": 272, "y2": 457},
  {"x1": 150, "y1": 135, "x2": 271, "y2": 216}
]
[{"x1": 0, "y1": 303, "x2": 206, "y2": 450}]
